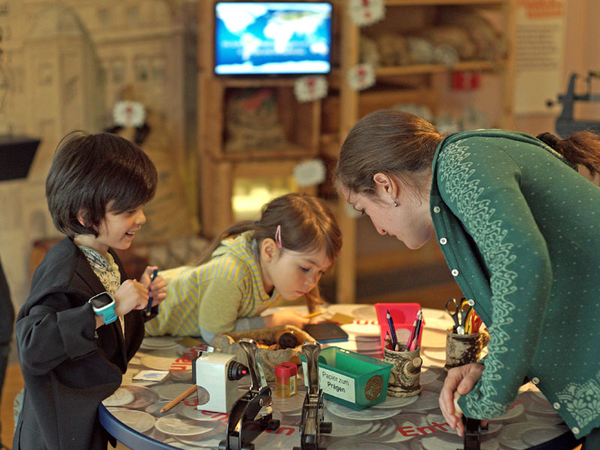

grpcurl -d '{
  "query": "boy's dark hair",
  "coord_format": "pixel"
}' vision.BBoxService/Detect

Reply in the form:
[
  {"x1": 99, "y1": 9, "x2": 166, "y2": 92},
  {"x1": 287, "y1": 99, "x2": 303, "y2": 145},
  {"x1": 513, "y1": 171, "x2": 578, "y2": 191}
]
[{"x1": 46, "y1": 131, "x2": 158, "y2": 238}]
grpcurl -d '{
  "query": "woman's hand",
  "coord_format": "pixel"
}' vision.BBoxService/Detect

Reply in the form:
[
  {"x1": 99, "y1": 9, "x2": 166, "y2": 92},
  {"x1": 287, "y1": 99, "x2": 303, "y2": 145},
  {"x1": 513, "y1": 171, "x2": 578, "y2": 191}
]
[
  {"x1": 439, "y1": 363, "x2": 486, "y2": 437},
  {"x1": 263, "y1": 309, "x2": 309, "y2": 329},
  {"x1": 140, "y1": 266, "x2": 168, "y2": 308}
]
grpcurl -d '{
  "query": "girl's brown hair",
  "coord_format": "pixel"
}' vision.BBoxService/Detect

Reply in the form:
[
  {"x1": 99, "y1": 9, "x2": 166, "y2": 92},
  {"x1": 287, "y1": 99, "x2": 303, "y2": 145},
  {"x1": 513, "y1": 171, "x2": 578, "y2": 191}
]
[
  {"x1": 336, "y1": 109, "x2": 443, "y2": 197},
  {"x1": 536, "y1": 131, "x2": 600, "y2": 176},
  {"x1": 195, "y1": 193, "x2": 342, "y2": 310}
]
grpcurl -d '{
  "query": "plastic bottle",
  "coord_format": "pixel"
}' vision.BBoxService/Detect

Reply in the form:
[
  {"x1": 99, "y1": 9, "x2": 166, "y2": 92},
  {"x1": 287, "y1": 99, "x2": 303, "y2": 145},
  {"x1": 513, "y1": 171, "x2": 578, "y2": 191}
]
[{"x1": 274, "y1": 362, "x2": 297, "y2": 398}]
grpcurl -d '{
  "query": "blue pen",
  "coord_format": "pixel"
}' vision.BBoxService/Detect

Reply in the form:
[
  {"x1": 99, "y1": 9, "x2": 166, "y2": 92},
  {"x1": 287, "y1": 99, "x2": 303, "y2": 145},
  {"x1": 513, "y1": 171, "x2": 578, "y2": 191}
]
[
  {"x1": 386, "y1": 310, "x2": 398, "y2": 349},
  {"x1": 146, "y1": 268, "x2": 158, "y2": 316}
]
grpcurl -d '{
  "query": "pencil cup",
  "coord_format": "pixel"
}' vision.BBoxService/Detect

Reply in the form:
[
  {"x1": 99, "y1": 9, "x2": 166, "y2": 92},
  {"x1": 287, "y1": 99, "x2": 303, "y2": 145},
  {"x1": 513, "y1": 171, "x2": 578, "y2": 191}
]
[
  {"x1": 445, "y1": 329, "x2": 490, "y2": 371},
  {"x1": 383, "y1": 346, "x2": 422, "y2": 397}
]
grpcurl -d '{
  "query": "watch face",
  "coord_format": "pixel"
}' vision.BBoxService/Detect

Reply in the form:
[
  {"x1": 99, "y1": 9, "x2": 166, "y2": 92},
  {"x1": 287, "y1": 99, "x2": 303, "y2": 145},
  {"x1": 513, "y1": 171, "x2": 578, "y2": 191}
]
[{"x1": 90, "y1": 292, "x2": 113, "y2": 309}]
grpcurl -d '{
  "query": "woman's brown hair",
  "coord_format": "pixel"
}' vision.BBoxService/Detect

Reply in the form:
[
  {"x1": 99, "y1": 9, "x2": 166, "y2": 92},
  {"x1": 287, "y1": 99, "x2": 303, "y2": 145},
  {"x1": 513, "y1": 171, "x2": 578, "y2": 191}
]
[
  {"x1": 537, "y1": 130, "x2": 600, "y2": 176},
  {"x1": 336, "y1": 109, "x2": 443, "y2": 197},
  {"x1": 194, "y1": 193, "x2": 343, "y2": 310}
]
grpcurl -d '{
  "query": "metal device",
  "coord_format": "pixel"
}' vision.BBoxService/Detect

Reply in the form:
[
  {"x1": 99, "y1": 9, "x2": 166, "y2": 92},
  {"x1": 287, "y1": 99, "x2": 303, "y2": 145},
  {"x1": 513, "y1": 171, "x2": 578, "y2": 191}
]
[
  {"x1": 219, "y1": 338, "x2": 280, "y2": 450},
  {"x1": 293, "y1": 341, "x2": 331, "y2": 450},
  {"x1": 458, "y1": 416, "x2": 488, "y2": 450},
  {"x1": 547, "y1": 71, "x2": 600, "y2": 138},
  {"x1": 192, "y1": 351, "x2": 248, "y2": 414}
]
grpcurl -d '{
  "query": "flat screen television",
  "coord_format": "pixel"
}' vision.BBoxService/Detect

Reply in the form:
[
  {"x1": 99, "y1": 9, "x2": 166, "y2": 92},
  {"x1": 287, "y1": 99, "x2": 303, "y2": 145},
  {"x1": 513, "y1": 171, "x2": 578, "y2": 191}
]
[{"x1": 214, "y1": 2, "x2": 333, "y2": 76}]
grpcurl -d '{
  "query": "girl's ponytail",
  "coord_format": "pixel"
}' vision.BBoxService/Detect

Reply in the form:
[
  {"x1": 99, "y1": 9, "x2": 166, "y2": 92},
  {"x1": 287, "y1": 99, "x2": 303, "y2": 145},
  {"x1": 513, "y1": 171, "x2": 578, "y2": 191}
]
[{"x1": 537, "y1": 130, "x2": 600, "y2": 175}]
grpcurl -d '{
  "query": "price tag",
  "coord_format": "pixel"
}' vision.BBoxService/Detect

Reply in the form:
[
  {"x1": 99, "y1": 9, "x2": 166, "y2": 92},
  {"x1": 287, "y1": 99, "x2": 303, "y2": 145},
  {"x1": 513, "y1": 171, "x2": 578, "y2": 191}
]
[
  {"x1": 113, "y1": 101, "x2": 146, "y2": 127},
  {"x1": 293, "y1": 159, "x2": 326, "y2": 187},
  {"x1": 294, "y1": 76, "x2": 328, "y2": 103},
  {"x1": 348, "y1": 0, "x2": 385, "y2": 27},
  {"x1": 347, "y1": 64, "x2": 376, "y2": 91}
]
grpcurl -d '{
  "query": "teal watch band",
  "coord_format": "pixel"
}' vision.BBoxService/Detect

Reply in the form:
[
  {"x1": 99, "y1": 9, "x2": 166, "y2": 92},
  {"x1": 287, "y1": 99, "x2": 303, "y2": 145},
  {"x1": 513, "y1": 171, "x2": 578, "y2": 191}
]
[{"x1": 89, "y1": 292, "x2": 117, "y2": 325}]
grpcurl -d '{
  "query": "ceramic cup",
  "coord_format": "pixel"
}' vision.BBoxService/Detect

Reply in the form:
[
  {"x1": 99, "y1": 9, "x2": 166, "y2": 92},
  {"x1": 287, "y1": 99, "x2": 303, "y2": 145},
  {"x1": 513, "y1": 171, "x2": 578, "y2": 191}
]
[
  {"x1": 383, "y1": 346, "x2": 422, "y2": 397},
  {"x1": 445, "y1": 329, "x2": 490, "y2": 371}
]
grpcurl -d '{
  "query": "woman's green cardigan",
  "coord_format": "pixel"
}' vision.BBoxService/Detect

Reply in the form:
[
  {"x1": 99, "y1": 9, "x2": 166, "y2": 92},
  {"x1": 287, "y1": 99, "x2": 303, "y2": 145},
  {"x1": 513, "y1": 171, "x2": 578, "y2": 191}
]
[{"x1": 430, "y1": 130, "x2": 600, "y2": 438}]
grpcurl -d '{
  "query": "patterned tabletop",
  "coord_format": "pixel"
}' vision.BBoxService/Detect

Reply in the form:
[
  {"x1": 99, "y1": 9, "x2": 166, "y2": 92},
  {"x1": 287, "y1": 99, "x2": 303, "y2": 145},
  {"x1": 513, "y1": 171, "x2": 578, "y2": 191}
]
[{"x1": 100, "y1": 305, "x2": 574, "y2": 449}]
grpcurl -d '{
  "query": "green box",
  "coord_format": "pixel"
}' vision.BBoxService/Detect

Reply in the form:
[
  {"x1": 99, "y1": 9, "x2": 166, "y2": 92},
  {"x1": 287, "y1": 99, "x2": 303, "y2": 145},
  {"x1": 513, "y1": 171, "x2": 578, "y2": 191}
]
[{"x1": 300, "y1": 347, "x2": 392, "y2": 410}]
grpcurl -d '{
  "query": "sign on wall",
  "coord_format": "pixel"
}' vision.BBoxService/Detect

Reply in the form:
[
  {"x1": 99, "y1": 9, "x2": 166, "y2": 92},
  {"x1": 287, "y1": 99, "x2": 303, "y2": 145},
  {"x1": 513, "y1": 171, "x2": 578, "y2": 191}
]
[{"x1": 514, "y1": 0, "x2": 567, "y2": 114}]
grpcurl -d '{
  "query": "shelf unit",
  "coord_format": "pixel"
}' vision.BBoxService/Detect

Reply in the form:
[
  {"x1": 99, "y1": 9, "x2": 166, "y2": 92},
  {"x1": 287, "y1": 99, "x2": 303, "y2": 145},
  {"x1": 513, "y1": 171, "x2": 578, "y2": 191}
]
[
  {"x1": 196, "y1": 0, "x2": 516, "y2": 304},
  {"x1": 334, "y1": 0, "x2": 517, "y2": 304},
  {"x1": 197, "y1": 0, "x2": 323, "y2": 237}
]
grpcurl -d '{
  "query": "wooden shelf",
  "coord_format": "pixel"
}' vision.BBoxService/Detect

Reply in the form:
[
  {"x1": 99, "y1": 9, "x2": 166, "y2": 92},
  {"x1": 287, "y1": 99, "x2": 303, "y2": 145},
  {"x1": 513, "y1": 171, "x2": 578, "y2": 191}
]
[
  {"x1": 213, "y1": 76, "x2": 307, "y2": 88},
  {"x1": 385, "y1": 0, "x2": 508, "y2": 5},
  {"x1": 375, "y1": 60, "x2": 507, "y2": 77},
  {"x1": 221, "y1": 142, "x2": 318, "y2": 161}
]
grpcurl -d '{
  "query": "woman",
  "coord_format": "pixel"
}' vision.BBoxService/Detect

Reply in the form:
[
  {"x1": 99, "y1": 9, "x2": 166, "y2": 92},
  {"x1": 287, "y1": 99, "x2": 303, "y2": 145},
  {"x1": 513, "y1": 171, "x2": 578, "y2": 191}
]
[{"x1": 335, "y1": 109, "x2": 600, "y2": 447}]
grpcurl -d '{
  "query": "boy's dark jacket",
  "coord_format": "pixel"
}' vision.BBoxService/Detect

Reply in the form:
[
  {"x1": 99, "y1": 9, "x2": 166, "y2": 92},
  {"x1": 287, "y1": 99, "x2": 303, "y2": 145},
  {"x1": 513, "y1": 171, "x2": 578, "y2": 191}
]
[{"x1": 13, "y1": 238, "x2": 152, "y2": 450}]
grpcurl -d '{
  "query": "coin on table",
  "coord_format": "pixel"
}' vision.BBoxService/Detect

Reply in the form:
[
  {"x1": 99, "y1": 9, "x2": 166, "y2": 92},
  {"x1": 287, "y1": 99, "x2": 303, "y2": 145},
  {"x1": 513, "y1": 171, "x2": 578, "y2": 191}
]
[
  {"x1": 155, "y1": 414, "x2": 213, "y2": 436},
  {"x1": 176, "y1": 424, "x2": 226, "y2": 448},
  {"x1": 325, "y1": 399, "x2": 401, "y2": 421},
  {"x1": 420, "y1": 379, "x2": 444, "y2": 393},
  {"x1": 321, "y1": 409, "x2": 372, "y2": 438},
  {"x1": 140, "y1": 337, "x2": 180, "y2": 350},
  {"x1": 140, "y1": 354, "x2": 177, "y2": 371},
  {"x1": 399, "y1": 390, "x2": 440, "y2": 411},
  {"x1": 327, "y1": 439, "x2": 403, "y2": 450},
  {"x1": 145, "y1": 401, "x2": 171, "y2": 416},
  {"x1": 371, "y1": 394, "x2": 419, "y2": 409},
  {"x1": 169, "y1": 369, "x2": 193, "y2": 383},
  {"x1": 419, "y1": 435, "x2": 499, "y2": 450},
  {"x1": 497, "y1": 422, "x2": 548, "y2": 449},
  {"x1": 378, "y1": 415, "x2": 431, "y2": 443},
  {"x1": 270, "y1": 390, "x2": 305, "y2": 414},
  {"x1": 426, "y1": 413, "x2": 502, "y2": 435},
  {"x1": 120, "y1": 384, "x2": 160, "y2": 409},
  {"x1": 175, "y1": 433, "x2": 218, "y2": 448},
  {"x1": 107, "y1": 408, "x2": 156, "y2": 433},
  {"x1": 155, "y1": 383, "x2": 196, "y2": 401},
  {"x1": 175, "y1": 402, "x2": 230, "y2": 422},
  {"x1": 103, "y1": 387, "x2": 135, "y2": 407}
]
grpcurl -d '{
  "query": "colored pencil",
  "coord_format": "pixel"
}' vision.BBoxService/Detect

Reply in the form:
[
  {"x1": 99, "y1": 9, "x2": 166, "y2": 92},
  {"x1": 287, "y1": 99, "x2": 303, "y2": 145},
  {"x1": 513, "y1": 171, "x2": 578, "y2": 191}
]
[
  {"x1": 160, "y1": 385, "x2": 197, "y2": 413},
  {"x1": 146, "y1": 268, "x2": 158, "y2": 316}
]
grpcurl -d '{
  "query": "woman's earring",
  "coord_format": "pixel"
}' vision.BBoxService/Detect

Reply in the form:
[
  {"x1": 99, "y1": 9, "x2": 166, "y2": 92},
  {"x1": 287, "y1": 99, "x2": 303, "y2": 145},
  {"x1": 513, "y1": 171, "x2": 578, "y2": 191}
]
[{"x1": 393, "y1": 201, "x2": 399, "y2": 207}]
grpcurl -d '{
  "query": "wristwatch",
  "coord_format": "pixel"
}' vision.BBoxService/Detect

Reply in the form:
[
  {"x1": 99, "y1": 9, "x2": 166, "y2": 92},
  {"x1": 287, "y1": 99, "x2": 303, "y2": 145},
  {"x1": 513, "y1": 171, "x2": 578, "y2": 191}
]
[{"x1": 89, "y1": 291, "x2": 117, "y2": 325}]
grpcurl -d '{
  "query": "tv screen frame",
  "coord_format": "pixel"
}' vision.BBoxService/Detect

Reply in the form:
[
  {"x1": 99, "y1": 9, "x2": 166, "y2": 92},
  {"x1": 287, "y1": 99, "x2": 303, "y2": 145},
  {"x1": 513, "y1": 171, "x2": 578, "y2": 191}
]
[{"x1": 214, "y1": 1, "x2": 333, "y2": 77}]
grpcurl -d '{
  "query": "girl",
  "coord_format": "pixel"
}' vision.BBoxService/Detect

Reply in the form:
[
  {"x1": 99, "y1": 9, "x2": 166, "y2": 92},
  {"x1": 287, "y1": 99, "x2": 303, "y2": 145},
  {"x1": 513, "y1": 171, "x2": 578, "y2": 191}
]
[
  {"x1": 145, "y1": 193, "x2": 342, "y2": 344},
  {"x1": 335, "y1": 109, "x2": 600, "y2": 448},
  {"x1": 14, "y1": 132, "x2": 168, "y2": 450}
]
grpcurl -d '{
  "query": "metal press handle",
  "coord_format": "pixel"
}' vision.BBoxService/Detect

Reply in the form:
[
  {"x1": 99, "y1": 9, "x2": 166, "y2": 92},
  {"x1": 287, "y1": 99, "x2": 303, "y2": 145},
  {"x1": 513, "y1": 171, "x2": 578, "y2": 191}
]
[
  {"x1": 302, "y1": 341, "x2": 321, "y2": 396},
  {"x1": 238, "y1": 338, "x2": 263, "y2": 392}
]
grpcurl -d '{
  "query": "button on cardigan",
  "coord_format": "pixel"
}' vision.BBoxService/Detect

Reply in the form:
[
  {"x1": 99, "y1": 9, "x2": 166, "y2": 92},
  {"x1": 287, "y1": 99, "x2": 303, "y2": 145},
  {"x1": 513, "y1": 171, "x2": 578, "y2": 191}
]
[{"x1": 430, "y1": 129, "x2": 600, "y2": 437}]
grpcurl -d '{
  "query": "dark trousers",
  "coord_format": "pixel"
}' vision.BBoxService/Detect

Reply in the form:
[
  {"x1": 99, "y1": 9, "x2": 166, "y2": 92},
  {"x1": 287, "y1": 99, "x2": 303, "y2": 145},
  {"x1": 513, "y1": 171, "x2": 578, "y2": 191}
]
[
  {"x1": 582, "y1": 426, "x2": 600, "y2": 449},
  {"x1": 0, "y1": 257, "x2": 15, "y2": 446}
]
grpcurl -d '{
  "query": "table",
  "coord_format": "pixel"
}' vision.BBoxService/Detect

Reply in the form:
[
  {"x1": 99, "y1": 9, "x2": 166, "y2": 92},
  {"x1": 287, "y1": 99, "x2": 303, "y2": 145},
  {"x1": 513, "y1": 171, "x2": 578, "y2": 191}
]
[{"x1": 99, "y1": 305, "x2": 579, "y2": 450}]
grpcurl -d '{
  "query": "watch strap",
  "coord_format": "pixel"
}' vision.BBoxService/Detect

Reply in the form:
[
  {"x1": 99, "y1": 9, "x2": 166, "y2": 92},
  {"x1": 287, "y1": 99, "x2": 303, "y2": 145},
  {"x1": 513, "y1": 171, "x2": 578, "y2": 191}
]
[{"x1": 89, "y1": 292, "x2": 117, "y2": 325}]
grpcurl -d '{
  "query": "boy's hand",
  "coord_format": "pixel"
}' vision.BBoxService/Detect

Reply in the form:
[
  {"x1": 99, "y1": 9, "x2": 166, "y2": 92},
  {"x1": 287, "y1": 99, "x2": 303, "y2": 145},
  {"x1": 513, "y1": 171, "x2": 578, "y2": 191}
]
[
  {"x1": 114, "y1": 279, "x2": 149, "y2": 316},
  {"x1": 140, "y1": 266, "x2": 168, "y2": 308},
  {"x1": 264, "y1": 309, "x2": 309, "y2": 329}
]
